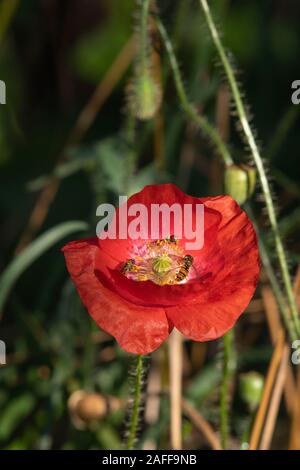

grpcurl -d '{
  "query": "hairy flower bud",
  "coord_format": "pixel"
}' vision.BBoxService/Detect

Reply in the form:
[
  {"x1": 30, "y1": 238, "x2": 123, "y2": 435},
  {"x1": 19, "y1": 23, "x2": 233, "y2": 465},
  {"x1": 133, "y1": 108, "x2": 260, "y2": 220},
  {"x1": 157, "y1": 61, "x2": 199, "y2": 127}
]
[
  {"x1": 128, "y1": 71, "x2": 162, "y2": 121},
  {"x1": 224, "y1": 164, "x2": 256, "y2": 205}
]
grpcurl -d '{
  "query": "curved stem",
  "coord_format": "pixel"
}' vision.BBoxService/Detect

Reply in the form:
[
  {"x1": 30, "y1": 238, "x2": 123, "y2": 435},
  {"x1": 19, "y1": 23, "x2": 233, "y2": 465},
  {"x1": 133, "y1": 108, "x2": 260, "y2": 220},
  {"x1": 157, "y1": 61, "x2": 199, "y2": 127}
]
[
  {"x1": 259, "y1": 239, "x2": 297, "y2": 342},
  {"x1": 246, "y1": 203, "x2": 297, "y2": 342},
  {"x1": 126, "y1": 354, "x2": 144, "y2": 450},
  {"x1": 139, "y1": 0, "x2": 151, "y2": 73},
  {"x1": 124, "y1": 111, "x2": 137, "y2": 194},
  {"x1": 0, "y1": 0, "x2": 20, "y2": 44},
  {"x1": 199, "y1": 0, "x2": 300, "y2": 337},
  {"x1": 220, "y1": 329, "x2": 235, "y2": 449},
  {"x1": 156, "y1": 18, "x2": 233, "y2": 167}
]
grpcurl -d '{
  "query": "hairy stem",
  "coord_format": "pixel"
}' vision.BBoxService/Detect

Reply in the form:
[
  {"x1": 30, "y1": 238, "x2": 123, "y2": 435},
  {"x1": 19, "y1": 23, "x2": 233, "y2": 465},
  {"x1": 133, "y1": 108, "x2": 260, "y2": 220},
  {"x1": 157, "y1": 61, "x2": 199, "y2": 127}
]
[
  {"x1": 156, "y1": 18, "x2": 233, "y2": 167},
  {"x1": 199, "y1": 0, "x2": 300, "y2": 337},
  {"x1": 124, "y1": 111, "x2": 137, "y2": 194},
  {"x1": 126, "y1": 354, "x2": 144, "y2": 450},
  {"x1": 245, "y1": 204, "x2": 297, "y2": 342},
  {"x1": 220, "y1": 329, "x2": 235, "y2": 449},
  {"x1": 139, "y1": 0, "x2": 151, "y2": 73},
  {"x1": 259, "y1": 240, "x2": 297, "y2": 342}
]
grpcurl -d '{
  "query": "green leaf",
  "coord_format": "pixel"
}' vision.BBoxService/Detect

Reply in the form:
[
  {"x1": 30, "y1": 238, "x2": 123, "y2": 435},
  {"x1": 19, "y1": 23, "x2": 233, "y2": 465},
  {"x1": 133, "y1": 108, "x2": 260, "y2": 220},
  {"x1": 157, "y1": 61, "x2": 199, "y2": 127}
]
[
  {"x1": 128, "y1": 163, "x2": 172, "y2": 197},
  {"x1": 0, "y1": 393, "x2": 35, "y2": 441},
  {"x1": 0, "y1": 221, "x2": 88, "y2": 313},
  {"x1": 70, "y1": 2, "x2": 133, "y2": 83},
  {"x1": 185, "y1": 364, "x2": 221, "y2": 404}
]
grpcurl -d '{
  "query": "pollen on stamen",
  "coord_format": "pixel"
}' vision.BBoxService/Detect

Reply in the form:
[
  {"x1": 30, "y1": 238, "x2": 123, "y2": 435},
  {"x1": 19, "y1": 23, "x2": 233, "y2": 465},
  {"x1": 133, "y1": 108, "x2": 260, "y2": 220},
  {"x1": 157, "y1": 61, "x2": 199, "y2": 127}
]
[{"x1": 119, "y1": 238, "x2": 193, "y2": 286}]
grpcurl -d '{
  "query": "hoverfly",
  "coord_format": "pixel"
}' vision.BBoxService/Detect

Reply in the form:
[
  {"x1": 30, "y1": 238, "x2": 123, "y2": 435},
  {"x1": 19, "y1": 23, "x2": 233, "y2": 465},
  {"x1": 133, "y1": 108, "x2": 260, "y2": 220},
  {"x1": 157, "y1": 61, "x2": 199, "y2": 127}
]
[
  {"x1": 175, "y1": 254, "x2": 193, "y2": 283},
  {"x1": 121, "y1": 258, "x2": 136, "y2": 274}
]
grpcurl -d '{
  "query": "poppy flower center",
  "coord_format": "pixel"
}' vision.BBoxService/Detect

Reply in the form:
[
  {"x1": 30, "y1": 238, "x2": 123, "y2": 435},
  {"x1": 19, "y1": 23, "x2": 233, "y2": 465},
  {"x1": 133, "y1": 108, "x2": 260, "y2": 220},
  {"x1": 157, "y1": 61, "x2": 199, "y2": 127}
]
[
  {"x1": 120, "y1": 237, "x2": 194, "y2": 286},
  {"x1": 152, "y1": 255, "x2": 172, "y2": 274}
]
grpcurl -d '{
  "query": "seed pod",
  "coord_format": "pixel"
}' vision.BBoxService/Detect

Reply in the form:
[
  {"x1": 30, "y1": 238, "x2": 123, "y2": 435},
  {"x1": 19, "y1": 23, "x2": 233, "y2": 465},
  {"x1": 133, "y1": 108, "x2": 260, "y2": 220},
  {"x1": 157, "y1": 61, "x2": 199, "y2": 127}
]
[
  {"x1": 68, "y1": 391, "x2": 106, "y2": 429},
  {"x1": 239, "y1": 371, "x2": 264, "y2": 411},
  {"x1": 76, "y1": 393, "x2": 107, "y2": 422},
  {"x1": 224, "y1": 164, "x2": 256, "y2": 205},
  {"x1": 68, "y1": 391, "x2": 123, "y2": 429},
  {"x1": 128, "y1": 70, "x2": 162, "y2": 121}
]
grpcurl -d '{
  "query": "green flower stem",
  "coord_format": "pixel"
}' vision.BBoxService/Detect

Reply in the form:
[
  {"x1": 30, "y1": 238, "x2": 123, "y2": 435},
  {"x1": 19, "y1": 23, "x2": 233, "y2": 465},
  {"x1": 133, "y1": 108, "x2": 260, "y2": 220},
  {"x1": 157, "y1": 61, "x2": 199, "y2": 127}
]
[
  {"x1": 259, "y1": 239, "x2": 297, "y2": 342},
  {"x1": 220, "y1": 329, "x2": 236, "y2": 450},
  {"x1": 126, "y1": 354, "x2": 144, "y2": 450},
  {"x1": 124, "y1": 111, "x2": 137, "y2": 194},
  {"x1": 139, "y1": 0, "x2": 151, "y2": 74},
  {"x1": 240, "y1": 414, "x2": 255, "y2": 450},
  {"x1": 246, "y1": 204, "x2": 297, "y2": 342},
  {"x1": 199, "y1": 0, "x2": 300, "y2": 337},
  {"x1": 266, "y1": 105, "x2": 300, "y2": 162},
  {"x1": 156, "y1": 18, "x2": 233, "y2": 167}
]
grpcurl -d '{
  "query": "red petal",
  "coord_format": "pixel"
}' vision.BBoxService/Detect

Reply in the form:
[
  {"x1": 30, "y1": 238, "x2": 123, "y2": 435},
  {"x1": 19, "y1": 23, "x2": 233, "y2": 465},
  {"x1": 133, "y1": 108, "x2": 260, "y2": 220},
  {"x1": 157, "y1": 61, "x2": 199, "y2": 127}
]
[
  {"x1": 62, "y1": 190, "x2": 259, "y2": 348},
  {"x1": 166, "y1": 196, "x2": 260, "y2": 340},
  {"x1": 97, "y1": 184, "x2": 222, "y2": 307},
  {"x1": 62, "y1": 238, "x2": 172, "y2": 354},
  {"x1": 99, "y1": 184, "x2": 221, "y2": 260}
]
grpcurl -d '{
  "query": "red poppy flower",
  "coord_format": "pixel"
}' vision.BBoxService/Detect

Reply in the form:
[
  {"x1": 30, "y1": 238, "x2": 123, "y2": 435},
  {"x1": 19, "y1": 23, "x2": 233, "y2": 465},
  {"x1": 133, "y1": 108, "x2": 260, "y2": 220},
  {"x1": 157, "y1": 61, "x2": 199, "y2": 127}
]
[{"x1": 62, "y1": 184, "x2": 259, "y2": 354}]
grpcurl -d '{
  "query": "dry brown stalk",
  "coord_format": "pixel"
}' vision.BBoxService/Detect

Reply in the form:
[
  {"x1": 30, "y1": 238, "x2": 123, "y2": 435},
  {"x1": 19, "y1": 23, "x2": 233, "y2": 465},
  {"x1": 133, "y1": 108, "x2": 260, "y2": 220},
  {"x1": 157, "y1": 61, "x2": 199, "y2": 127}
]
[
  {"x1": 168, "y1": 329, "x2": 183, "y2": 450},
  {"x1": 15, "y1": 35, "x2": 136, "y2": 253},
  {"x1": 259, "y1": 345, "x2": 289, "y2": 450},
  {"x1": 182, "y1": 398, "x2": 222, "y2": 450},
  {"x1": 262, "y1": 285, "x2": 296, "y2": 414},
  {"x1": 249, "y1": 330, "x2": 285, "y2": 450},
  {"x1": 288, "y1": 369, "x2": 300, "y2": 449},
  {"x1": 288, "y1": 263, "x2": 300, "y2": 449}
]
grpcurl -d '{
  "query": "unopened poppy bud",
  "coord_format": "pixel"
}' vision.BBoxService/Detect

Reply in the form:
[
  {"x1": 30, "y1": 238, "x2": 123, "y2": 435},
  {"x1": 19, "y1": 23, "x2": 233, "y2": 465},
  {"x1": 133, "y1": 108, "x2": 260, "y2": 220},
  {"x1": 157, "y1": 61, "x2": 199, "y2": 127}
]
[
  {"x1": 239, "y1": 371, "x2": 264, "y2": 410},
  {"x1": 129, "y1": 71, "x2": 162, "y2": 120},
  {"x1": 224, "y1": 164, "x2": 256, "y2": 205}
]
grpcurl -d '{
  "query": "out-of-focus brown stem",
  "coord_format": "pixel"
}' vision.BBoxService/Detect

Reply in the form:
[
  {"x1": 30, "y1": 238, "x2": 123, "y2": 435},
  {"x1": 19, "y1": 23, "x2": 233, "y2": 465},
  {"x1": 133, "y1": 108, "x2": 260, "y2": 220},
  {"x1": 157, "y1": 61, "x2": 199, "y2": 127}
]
[
  {"x1": 262, "y1": 285, "x2": 297, "y2": 415},
  {"x1": 259, "y1": 346, "x2": 289, "y2": 450},
  {"x1": 249, "y1": 330, "x2": 285, "y2": 450},
  {"x1": 289, "y1": 263, "x2": 300, "y2": 449},
  {"x1": 289, "y1": 370, "x2": 300, "y2": 449},
  {"x1": 67, "y1": 35, "x2": 136, "y2": 146},
  {"x1": 0, "y1": 0, "x2": 20, "y2": 43},
  {"x1": 182, "y1": 399, "x2": 222, "y2": 450},
  {"x1": 15, "y1": 35, "x2": 136, "y2": 254},
  {"x1": 168, "y1": 329, "x2": 183, "y2": 450}
]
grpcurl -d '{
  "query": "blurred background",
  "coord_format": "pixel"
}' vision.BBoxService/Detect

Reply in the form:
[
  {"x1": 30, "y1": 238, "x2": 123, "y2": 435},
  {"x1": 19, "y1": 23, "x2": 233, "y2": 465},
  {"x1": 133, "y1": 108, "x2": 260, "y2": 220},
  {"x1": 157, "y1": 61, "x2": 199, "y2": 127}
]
[{"x1": 0, "y1": 0, "x2": 300, "y2": 450}]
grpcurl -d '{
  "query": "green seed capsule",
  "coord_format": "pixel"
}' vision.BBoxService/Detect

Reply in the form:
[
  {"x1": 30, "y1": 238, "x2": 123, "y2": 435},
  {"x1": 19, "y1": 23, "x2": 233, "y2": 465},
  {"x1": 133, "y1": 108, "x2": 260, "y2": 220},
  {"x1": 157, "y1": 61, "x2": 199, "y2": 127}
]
[
  {"x1": 129, "y1": 71, "x2": 162, "y2": 121},
  {"x1": 224, "y1": 164, "x2": 256, "y2": 205},
  {"x1": 239, "y1": 371, "x2": 264, "y2": 411}
]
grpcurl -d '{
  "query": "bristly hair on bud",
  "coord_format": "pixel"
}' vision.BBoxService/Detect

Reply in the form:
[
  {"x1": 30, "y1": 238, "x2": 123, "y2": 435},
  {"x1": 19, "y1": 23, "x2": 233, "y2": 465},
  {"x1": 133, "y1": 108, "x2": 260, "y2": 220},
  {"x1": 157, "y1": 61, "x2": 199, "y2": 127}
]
[
  {"x1": 127, "y1": 69, "x2": 162, "y2": 121},
  {"x1": 127, "y1": 0, "x2": 162, "y2": 121}
]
